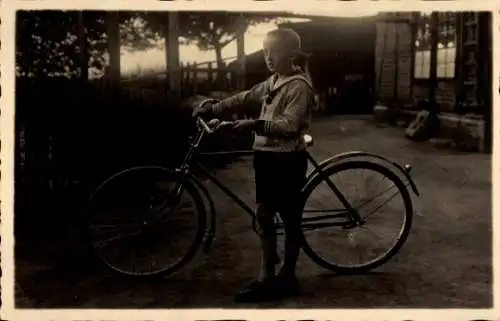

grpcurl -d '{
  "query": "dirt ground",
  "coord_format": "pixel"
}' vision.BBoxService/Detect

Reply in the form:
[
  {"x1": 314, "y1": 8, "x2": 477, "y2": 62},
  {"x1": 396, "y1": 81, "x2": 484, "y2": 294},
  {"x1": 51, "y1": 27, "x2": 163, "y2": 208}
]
[{"x1": 15, "y1": 116, "x2": 492, "y2": 308}]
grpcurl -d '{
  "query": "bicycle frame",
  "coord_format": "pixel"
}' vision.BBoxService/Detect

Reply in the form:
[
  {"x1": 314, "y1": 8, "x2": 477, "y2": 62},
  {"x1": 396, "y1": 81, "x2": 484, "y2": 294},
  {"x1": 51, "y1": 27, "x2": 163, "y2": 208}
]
[
  {"x1": 88, "y1": 116, "x2": 418, "y2": 276},
  {"x1": 172, "y1": 118, "x2": 365, "y2": 233}
]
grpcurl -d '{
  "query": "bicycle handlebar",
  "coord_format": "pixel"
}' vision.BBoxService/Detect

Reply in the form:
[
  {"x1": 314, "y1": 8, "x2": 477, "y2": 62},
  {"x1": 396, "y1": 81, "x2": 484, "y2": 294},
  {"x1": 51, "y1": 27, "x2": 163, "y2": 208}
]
[
  {"x1": 197, "y1": 117, "x2": 214, "y2": 134},
  {"x1": 195, "y1": 98, "x2": 221, "y2": 135}
]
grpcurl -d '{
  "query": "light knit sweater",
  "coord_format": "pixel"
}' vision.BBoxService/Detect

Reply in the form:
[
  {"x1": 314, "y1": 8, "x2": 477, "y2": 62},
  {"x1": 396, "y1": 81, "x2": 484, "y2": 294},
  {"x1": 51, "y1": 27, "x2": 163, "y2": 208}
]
[{"x1": 211, "y1": 71, "x2": 314, "y2": 152}]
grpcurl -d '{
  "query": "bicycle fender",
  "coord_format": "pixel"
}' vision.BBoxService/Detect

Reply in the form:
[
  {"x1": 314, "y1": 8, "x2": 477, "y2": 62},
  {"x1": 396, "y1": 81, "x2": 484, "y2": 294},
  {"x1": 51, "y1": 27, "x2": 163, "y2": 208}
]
[
  {"x1": 187, "y1": 174, "x2": 217, "y2": 254},
  {"x1": 304, "y1": 151, "x2": 420, "y2": 197}
]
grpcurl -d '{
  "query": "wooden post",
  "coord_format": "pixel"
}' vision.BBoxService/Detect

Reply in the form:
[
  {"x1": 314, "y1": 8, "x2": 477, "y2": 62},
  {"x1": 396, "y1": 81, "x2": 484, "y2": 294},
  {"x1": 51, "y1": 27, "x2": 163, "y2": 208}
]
[
  {"x1": 207, "y1": 62, "x2": 213, "y2": 91},
  {"x1": 185, "y1": 62, "x2": 190, "y2": 83},
  {"x1": 478, "y1": 12, "x2": 492, "y2": 152},
  {"x1": 236, "y1": 14, "x2": 246, "y2": 90},
  {"x1": 106, "y1": 11, "x2": 121, "y2": 85},
  {"x1": 193, "y1": 63, "x2": 199, "y2": 94},
  {"x1": 77, "y1": 11, "x2": 88, "y2": 81},
  {"x1": 409, "y1": 12, "x2": 417, "y2": 98},
  {"x1": 428, "y1": 12, "x2": 438, "y2": 107},
  {"x1": 454, "y1": 13, "x2": 464, "y2": 114},
  {"x1": 165, "y1": 12, "x2": 181, "y2": 100},
  {"x1": 393, "y1": 18, "x2": 399, "y2": 101}
]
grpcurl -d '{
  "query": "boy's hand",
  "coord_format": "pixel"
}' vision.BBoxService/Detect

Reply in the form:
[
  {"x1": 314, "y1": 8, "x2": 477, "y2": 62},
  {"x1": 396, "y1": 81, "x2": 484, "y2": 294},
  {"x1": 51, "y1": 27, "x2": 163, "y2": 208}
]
[
  {"x1": 206, "y1": 118, "x2": 221, "y2": 128},
  {"x1": 192, "y1": 104, "x2": 212, "y2": 117},
  {"x1": 231, "y1": 119, "x2": 257, "y2": 132},
  {"x1": 206, "y1": 119, "x2": 235, "y2": 131}
]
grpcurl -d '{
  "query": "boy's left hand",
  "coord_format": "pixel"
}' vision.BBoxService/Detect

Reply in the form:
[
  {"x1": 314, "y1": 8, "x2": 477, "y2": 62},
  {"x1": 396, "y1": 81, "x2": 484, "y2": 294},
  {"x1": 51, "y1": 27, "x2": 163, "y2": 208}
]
[{"x1": 231, "y1": 119, "x2": 257, "y2": 132}]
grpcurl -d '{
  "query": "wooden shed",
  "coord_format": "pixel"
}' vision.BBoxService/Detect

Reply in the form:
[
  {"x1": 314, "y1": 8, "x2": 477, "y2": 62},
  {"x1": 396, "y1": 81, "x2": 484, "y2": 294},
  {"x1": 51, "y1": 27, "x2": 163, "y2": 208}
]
[
  {"x1": 374, "y1": 11, "x2": 492, "y2": 152},
  {"x1": 229, "y1": 16, "x2": 377, "y2": 114}
]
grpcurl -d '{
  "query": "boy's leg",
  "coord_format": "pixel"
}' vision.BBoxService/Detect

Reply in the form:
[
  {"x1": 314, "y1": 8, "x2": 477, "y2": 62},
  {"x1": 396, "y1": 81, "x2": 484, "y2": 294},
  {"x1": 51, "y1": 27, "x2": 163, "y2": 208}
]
[
  {"x1": 256, "y1": 202, "x2": 277, "y2": 282},
  {"x1": 234, "y1": 202, "x2": 278, "y2": 302},
  {"x1": 253, "y1": 151, "x2": 277, "y2": 281},
  {"x1": 276, "y1": 151, "x2": 308, "y2": 281},
  {"x1": 234, "y1": 152, "x2": 279, "y2": 302},
  {"x1": 278, "y1": 202, "x2": 303, "y2": 278}
]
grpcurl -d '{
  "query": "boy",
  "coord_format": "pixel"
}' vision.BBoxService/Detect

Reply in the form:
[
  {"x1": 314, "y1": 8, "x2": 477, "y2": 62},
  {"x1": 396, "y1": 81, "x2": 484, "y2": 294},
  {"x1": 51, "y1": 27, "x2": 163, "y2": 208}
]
[{"x1": 193, "y1": 28, "x2": 314, "y2": 303}]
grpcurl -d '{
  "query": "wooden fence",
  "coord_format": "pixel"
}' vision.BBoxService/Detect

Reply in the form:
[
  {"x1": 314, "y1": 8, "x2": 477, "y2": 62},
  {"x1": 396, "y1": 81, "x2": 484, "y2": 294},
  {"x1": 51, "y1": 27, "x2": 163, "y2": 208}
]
[
  {"x1": 15, "y1": 70, "x2": 256, "y2": 239},
  {"x1": 15, "y1": 78, "x2": 196, "y2": 234},
  {"x1": 180, "y1": 61, "x2": 236, "y2": 96},
  {"x1": 121, "y1": 57, "x2": 240, "y2": 98}
]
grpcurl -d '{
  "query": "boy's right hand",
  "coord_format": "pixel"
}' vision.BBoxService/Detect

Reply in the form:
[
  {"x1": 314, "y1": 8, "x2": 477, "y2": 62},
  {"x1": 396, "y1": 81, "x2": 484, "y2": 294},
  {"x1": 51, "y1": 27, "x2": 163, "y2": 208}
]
[
  {"x1": 207, "y1": 119, "x2": 234, "y2": 131},
  {"x1": 192, "y1": 103, "x2": 213, "y2": 117},
  {"x1": 207, "y1": 118, "x2": 221, "y2": 128}
]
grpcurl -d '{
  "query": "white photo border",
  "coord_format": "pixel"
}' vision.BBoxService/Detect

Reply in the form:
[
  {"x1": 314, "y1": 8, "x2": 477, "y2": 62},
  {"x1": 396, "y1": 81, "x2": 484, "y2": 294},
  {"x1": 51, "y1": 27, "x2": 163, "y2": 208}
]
[{"x1": 1, "y1": 0, "x2": 499, "y2": 320}]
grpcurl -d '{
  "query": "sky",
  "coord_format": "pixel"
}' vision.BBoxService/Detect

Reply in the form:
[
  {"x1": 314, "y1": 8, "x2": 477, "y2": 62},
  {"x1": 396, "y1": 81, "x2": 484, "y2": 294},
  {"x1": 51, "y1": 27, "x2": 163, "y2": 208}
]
[
  {"x1": 121, "y1": 10, "x2": 380, "y2": 76},
  {"x1": 121, "y1": 20, "x2": 288, "y2": 75}
]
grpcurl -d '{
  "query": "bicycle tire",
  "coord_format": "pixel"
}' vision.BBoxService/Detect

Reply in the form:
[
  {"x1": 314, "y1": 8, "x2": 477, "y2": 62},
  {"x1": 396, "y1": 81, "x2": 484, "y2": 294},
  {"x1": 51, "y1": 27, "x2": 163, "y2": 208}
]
[
  {"x1": 86, "y1": 166, "x2": 207, "y2": 278},
  {"x1": 300, "y1": 160, "x2": 413, "y2": 274}
]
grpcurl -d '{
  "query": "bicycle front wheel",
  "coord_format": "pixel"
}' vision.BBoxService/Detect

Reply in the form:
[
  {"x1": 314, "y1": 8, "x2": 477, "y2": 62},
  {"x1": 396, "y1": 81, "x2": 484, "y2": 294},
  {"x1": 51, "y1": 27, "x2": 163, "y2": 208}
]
[
  {"x1": 87, "y1": 166, "x2": 207, "y2": 277},
  {"x1": 301, "y1": 160, "x2": 413, "y2": 274}
]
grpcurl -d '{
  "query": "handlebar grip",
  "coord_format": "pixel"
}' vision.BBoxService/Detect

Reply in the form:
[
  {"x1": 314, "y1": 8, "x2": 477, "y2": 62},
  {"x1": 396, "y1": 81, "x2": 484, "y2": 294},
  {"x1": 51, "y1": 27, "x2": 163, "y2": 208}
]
[{"x1": 197, "y1": 117, "x2": 214, "y2": 134}]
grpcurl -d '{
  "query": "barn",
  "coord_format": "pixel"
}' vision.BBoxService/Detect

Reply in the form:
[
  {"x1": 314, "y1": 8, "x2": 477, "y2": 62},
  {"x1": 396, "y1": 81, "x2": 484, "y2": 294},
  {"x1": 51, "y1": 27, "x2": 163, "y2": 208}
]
[{"x1": 374, "y1": 12, "x2": 493, "y2": 152}]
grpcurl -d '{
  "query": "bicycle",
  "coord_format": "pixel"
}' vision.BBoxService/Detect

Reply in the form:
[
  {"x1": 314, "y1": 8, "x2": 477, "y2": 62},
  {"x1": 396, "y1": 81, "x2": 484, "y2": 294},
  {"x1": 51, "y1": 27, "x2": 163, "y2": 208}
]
[{"x1": 86, "y1": 100, "x2": 420, "y2": 277}]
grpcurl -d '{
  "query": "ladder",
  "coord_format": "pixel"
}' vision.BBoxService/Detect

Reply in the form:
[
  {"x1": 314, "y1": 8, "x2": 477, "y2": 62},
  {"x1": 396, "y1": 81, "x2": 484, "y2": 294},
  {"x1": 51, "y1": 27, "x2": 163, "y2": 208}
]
[{"x1": 456, "y1": 12, "x2": 480, "y2": 112}]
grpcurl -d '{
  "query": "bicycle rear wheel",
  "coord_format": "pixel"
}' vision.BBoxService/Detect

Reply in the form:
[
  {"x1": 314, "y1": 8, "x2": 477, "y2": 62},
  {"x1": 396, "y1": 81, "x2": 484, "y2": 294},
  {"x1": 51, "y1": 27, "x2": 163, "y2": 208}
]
[
  {"x1": 87, "y1": 166, "x2": 206, "y2": 277},
  {"x1": 301, "y1": 160, "x2": 413, "y2": 274}
]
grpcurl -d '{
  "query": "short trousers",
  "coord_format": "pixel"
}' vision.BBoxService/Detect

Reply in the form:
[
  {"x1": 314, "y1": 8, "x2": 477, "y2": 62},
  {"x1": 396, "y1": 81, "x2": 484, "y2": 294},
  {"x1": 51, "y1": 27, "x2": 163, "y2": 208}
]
[{"x1": 253, "y1": 150, "x2": 308, "y2": 209}]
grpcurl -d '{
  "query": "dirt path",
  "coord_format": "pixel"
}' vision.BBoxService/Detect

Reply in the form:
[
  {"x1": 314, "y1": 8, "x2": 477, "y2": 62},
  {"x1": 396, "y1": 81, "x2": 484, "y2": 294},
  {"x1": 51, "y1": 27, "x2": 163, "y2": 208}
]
[{"x1": 15, "y1": 116, "x2": 492, "y2": 308}]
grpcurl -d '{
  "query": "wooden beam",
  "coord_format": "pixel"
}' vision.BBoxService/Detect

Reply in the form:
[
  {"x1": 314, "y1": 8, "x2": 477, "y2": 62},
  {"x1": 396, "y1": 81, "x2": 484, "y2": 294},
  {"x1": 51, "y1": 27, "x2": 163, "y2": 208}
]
[
  {"x1": 166, "y1": 12, "x2": 181, "y2": 99},
  {"x1": 393, "y1": 24, "x2": 399, "y2": 100},
  {"x1": 376, "y1": 17, "x2": 412, "y2": 24},
  {"x1": 409, "y1": 13, "x2": 417, "y2": 97},
  {"x1": 106, "y1": 11, "x2": 121, "y2": 84},
  {"x1": 428, "y1": 12, "x2": 438, "y2": 106},
  {"x1": 478, "y1": 12, "x2": 492, "y2": 152},
  {"x1": 236, "y1": 14, "x2": 246, "y2": 90},
  {"x1": 454, "y1": 13, "x2": 464, "y2": 114}
]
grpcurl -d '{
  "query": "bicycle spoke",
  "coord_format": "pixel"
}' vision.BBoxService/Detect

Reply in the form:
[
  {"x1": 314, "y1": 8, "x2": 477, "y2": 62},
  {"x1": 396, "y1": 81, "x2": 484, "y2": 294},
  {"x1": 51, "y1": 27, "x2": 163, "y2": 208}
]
[
  {"x1": 87, "y1": 166, "x2": 208, "y2": 277},
  {"x1": 93, "y1": 228, "x2": 144, "y2": 249},
  {"x1": 361, "y1": 225, "x2": 386, "y2": 247},
  {"x1": 90, "y1": 223, "x2": 143, "y2": 236},
  {"x1": 362, "y1": 189, "x2": 402, "y2": 221},
  {"x1": 353, "y1": 183, "x2": 397, "y2": 210},
  {"x1": 90, "y1": 213, "x2": 143, "y2": 223},
  {"x1": 301, "y1": 160, "x2": 413, "y2": 273}
]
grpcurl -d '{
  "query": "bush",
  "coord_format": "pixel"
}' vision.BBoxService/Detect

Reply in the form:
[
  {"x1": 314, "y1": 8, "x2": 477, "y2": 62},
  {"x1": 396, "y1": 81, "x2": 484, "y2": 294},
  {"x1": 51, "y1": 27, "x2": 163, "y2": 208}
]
[{"x1": 15, "y1": 78, "x2": 251, "y2": 238}]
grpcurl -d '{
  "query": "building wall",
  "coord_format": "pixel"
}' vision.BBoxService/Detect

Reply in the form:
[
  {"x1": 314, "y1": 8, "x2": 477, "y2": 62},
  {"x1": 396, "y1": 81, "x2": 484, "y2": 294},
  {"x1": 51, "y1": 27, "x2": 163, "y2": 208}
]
[
  {"x1": 374, "y1": 12, "x2": 492, "y2": 152},
  {"x1": 375, "y1": 12, "x2": 491, "y2": 115}
]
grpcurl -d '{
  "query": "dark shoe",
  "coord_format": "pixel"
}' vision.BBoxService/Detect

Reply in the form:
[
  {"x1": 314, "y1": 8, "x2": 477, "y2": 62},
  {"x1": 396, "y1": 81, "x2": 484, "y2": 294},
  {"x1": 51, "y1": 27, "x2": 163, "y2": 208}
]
[
  {"x1": 274, "y1": 275, "x2": 300, "y2": 297},
  {"x1": 234, "y1": 280, "x2": 278, "y2": 303}
]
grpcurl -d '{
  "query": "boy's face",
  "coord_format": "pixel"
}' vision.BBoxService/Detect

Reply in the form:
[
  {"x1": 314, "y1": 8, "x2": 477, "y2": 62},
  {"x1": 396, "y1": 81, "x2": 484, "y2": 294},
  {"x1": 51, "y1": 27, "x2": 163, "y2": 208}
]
[{"x1": 263, "y1": 35, "x2": 295, "y2": 74}]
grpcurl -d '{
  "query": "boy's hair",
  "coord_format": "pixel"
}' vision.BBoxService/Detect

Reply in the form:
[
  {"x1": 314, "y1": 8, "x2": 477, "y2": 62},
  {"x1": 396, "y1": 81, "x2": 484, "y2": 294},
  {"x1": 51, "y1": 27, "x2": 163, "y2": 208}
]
[
  {"x1": 266, "y1": 28, "x2": 303, "y2": 52},
  {"x1": 265, "y1": 28, "x2": 311, "y2": 74}
]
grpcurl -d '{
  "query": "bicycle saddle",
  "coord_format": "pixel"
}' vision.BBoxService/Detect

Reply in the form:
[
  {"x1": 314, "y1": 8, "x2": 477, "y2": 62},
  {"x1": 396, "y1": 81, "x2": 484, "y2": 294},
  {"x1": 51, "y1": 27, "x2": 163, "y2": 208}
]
[{"x1": 303, "y1": 134, "x2": 314, "y2": 148}]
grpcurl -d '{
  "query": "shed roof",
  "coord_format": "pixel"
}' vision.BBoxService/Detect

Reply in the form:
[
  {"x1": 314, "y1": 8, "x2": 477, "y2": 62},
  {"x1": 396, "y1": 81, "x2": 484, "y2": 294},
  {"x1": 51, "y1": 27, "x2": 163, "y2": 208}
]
[{"x1": 229, "y1": 16, "x2": 376, "y2": 68}]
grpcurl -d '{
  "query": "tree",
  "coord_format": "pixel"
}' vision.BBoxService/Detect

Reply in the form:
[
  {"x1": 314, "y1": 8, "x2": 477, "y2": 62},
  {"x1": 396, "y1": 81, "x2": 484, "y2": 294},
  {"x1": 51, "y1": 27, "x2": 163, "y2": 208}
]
[
  {"x1": 15, "y1": 10, "x2": 161, "y2": 79},
  {"x1": 15, "y1": 11, "x2": 287, "y2": 80},
  {"x1": 106, "y1": 11, "x2": 121, "y2": 83},
  {"x1": 142, "y1": 11, "x2": 275, "y2": 67},
  {"x1": 178, "y1": 12, "x2": 271, "y2": 68}
]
